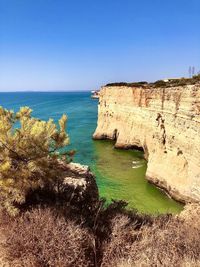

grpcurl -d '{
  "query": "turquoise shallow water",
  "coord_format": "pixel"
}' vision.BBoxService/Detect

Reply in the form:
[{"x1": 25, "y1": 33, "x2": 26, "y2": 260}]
[{"x1": 0, "y1": 92, "x2": 183, "y2": 214}]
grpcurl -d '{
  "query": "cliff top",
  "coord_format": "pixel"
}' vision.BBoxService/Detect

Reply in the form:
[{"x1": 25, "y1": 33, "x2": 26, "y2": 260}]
[{"x1": 105, "y1": 74, "x2": 200, "y2": 89}]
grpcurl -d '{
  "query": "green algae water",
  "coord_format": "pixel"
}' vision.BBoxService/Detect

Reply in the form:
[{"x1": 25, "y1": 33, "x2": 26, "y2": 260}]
[
  {"x1": 92, "y1": 140, "x2": 182, "y2": 214},
  {"x1": 0, "y1": 92, "x2": 183, "y2": 214}
]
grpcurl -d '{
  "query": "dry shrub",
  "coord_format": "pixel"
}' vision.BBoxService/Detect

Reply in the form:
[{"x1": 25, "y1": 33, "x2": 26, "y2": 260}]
[
  {"x1": 88, "y1": 200, "x2": 152, "y2": 266},
  {"x1": 101, "y1": 206, "x2": 200, "y2": 267},
  {"x1": 100, "y1": 213, "x2": 144, "y2": 266},
  {"x1": 3, "y1": 207, "x2": 94, "y2": 267},
  {"x1": 2, "y1": 201, "x2": 200, "y2": 267},
  {"x1": 114, "y1": 258, "x2": 200, "y2": 267}
]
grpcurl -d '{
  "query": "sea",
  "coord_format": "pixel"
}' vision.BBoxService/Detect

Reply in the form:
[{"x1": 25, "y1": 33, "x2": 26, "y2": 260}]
[{"x1": 0, "y1": 91, "x2": 183, "y2": 214}]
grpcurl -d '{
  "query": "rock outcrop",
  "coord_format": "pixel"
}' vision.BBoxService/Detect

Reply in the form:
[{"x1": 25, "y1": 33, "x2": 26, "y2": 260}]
[
  {"x1": 59, "y1": 162, "x2": 99, "y2": 208},
  {"x1": 93, "y1": 84, "x2": 200, "y2": 203}
]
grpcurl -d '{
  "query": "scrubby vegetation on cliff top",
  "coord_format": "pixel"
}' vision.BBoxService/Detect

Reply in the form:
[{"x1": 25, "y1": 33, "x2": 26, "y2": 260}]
[
  {"x1": 2, "y1": 203, "x2": 200, "y2": 267},
  {"x1": 105, "y1": 74, "x2": 200, "y2": 88},
  {"x1": 0, "y1": 106, "x2": 75, "y2": 215},
  {"x1": 0, "y1": 106, "x2": 200, "y2": 267}
]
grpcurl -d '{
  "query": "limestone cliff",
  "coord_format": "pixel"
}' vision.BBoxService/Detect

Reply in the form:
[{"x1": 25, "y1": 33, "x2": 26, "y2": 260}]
[{"x1": 93, "y1": 84, "x2": 200, "y2": 203}]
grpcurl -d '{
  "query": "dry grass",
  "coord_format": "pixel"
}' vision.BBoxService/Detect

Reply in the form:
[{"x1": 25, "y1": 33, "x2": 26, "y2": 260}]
[
  {"x1": 101, "y1": 205, "x2": 200, "y2": 267},
  {"x1": 3, "y1": 208, "x2": 94, "y2": 267},
  {"x1": 1, "y1": 203, "x2": 200, "y2": 267}
]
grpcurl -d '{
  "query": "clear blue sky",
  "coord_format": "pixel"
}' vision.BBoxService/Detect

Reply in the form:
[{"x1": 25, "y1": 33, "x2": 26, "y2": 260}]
[{"x1": 0, "y1": 0, "x2": 200, "y2": 91}]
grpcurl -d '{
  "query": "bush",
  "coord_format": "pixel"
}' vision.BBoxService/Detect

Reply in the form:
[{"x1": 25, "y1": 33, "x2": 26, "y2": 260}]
[
  {"x1": 153, "y1": 80, "x2": 168, "y2": 87},
  {"x1": 0, "y1": 106, "x2": 73, "y2": 216},
  {"x1": 101, "y1": 209, "x2": 200, "y2": 267},
  {"x1": 4, "y1": 207, "x2": 94, "y2": 267},
  {"x1": 1, "y1": 200, "x2": 152, "y2": 267},
  {"x1": 105, "y1": 75, "x2": 200, "y2": 89},
  {"x1": 105, "y1": 82, "x2": 148, "y2": 87},
  {"x1": 192, "y1": 73, "x2": 200, "y2": 82},
  {"x1": 1, "y1": 202, "x2": 200, "y2": 267}
]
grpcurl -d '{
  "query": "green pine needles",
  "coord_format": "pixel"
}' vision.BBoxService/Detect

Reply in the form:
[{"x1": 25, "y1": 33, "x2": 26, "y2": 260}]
[{"x1": 0, "y1": 106, "x2": 71, "y2": 215}]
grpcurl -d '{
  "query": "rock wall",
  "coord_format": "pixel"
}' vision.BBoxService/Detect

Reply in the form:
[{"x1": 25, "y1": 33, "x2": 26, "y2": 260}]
[
  {"x1": 60, "y1": 162, "x2": 99, "y2": 207},
  {"x1": 93, "y1": 84, "x2": 200, "y2": 203}
]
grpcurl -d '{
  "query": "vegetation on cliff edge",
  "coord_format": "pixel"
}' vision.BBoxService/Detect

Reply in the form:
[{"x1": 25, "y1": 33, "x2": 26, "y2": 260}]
[
  {"x1": 0, "y1": 106, "x2": 73, "y2": 216},
  {"x1": 105, "y1": 74, "x2": 200, "y2": 88},
  {"x1": 0, "y1": 106, "x2": 200, "y2": 267}
]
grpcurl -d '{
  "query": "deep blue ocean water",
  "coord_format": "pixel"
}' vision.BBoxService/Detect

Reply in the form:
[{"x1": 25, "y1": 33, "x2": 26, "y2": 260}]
[{"x1": 0, "y1": 92, "x2": 183, "y2": 214}]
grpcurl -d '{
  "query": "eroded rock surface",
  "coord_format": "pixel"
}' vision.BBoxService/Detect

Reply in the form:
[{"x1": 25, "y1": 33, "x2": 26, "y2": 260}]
[
  {"x1": 93, "y1": 84, "x2": 200, "y2": 203},
  {"x1": 59, "y1": 162, "x2": 99, "y2": 207}
]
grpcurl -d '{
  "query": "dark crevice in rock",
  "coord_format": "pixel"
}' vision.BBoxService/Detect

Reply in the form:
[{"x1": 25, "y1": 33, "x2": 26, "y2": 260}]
[
  {"x1": 156, "y1": 113, "x2": 167, "y2": 147},
  {"x1": 174, "y1": 92, "x2": 182, "y2": 117},
  {"x1": 161, "y1": 88, "x2": 165, "y2": 110},
  {"x1": 112, "y1": 129, "x2": 118, "y2": 140}
]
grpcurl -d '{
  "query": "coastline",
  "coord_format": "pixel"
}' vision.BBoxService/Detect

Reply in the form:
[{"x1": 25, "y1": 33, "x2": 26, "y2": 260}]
[{"x1": 93, "y1": 83, "x2": 200, "y2": 204}]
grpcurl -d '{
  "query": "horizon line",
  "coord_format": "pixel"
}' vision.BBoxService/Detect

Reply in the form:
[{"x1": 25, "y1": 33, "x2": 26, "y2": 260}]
[{"x1": 0, "y1": 89, "x2": 92, "y2": 93}]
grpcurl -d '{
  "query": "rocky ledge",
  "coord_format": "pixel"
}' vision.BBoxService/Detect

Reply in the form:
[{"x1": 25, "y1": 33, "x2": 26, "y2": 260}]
[
  {"x1": 59, "y1": 162, "x2": 99, "y2": 207},
  {"x1": 93, "y1": 84, "x2": 200, "y2": 203}
]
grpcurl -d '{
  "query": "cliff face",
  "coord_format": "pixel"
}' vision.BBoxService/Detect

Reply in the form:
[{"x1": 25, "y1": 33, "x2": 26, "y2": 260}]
[{"x1": 93, "y1": 84, "x2": 200, "y2": 203}]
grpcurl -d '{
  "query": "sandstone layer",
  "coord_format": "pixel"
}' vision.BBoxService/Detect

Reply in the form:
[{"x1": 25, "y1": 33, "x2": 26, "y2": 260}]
[{"x1": 93, "y1": 84, "x2": 200, "y2": 203}]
